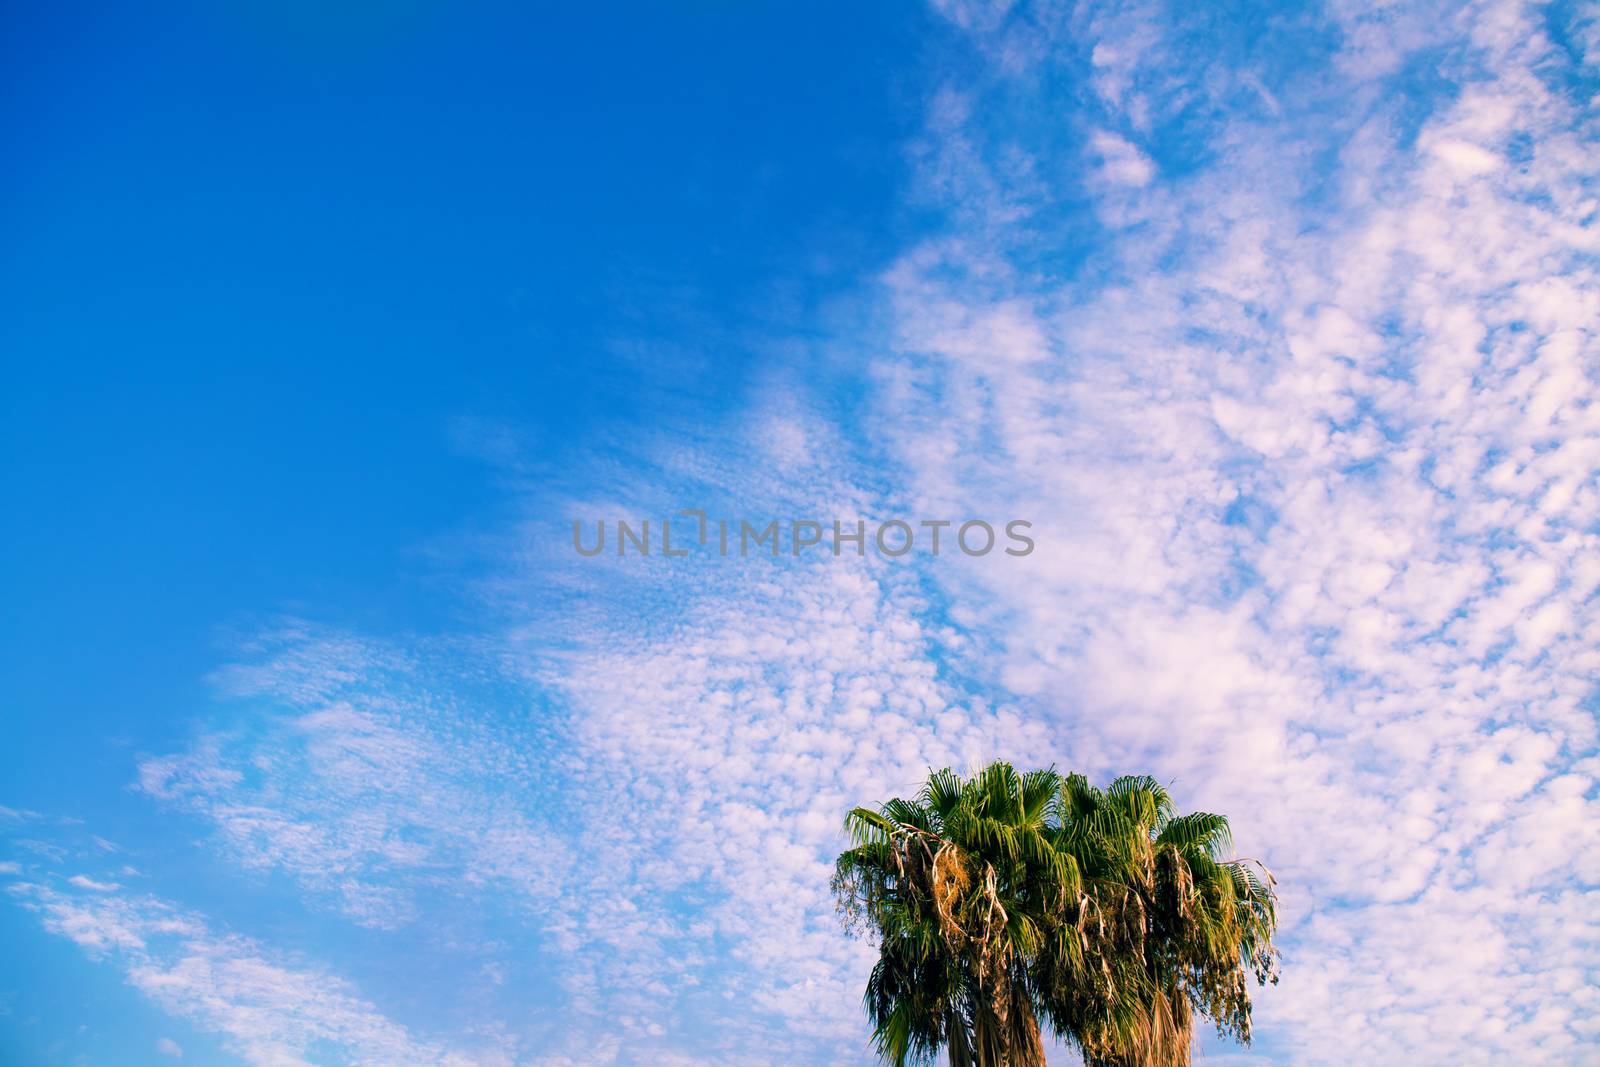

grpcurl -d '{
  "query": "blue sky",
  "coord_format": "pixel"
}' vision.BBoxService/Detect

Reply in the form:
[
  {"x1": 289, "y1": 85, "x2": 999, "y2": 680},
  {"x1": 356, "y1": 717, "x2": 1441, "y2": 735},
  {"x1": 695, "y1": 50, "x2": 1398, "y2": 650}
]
[{"x1": 4, "y1": 2, "x2": 1599, "y2": 1065}]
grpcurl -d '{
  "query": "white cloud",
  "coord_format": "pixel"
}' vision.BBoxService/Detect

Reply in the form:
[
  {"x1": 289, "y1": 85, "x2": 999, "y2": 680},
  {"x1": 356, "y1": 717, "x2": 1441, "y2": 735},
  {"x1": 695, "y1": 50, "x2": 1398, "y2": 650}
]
[
  {"x1": 67, "y1": 874, "x2": 120, "y2": 892},
  {"x1": 11, "y1": 875, "x2": 503, "y2": 1066},
  {"x1": 868, "y1": 0, "x2": 1600, "y2": 1062},
  {"x1": 137, "y1": 628, "x2": 570, "y2": 929},
  {"x1": 416, "y1": 8, "x2": 1600, "y2": 1057},
  {"x1": 1090, "y1": 130, "x2": 1155, "y2": 187},
  {"x1": 1429, "y1": 137, "x2": 1502, "y2": 175}
]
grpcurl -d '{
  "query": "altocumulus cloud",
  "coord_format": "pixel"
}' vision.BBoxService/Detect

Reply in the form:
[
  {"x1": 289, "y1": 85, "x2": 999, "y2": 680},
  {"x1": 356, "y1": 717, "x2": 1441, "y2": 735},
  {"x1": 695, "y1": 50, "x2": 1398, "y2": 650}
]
[
  {"x1": 523, "y1": 0, "x2": 1600, "y2": 1060},
  {"x1": 873, "y1": 0, "x2": 1600, "y2": 1062},
  {"x1": 5, "y1": 868, "x2": 503, "y2": 1066}
]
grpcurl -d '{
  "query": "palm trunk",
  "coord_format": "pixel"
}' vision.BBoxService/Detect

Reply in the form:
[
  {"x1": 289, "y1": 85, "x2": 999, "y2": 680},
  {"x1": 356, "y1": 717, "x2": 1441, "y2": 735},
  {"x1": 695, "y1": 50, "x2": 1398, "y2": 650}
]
[{"x1": 970, "y1": 979, "x2": 1049, "y2": 1067}]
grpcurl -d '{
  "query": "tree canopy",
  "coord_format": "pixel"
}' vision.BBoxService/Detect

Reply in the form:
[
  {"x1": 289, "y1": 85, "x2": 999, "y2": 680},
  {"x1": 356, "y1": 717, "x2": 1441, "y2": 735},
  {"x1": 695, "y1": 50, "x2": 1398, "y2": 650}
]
[{"x1": 832, "y1": 762, "x2": 1279, "y2": 1067}]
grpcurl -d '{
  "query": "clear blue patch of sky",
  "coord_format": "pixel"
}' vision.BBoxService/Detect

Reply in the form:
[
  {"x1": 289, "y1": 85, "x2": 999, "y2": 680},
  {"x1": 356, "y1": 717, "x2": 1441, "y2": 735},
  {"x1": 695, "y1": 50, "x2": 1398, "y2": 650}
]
[{"x1": 1, "y1": 0, "x2": 944, "y2": 811}]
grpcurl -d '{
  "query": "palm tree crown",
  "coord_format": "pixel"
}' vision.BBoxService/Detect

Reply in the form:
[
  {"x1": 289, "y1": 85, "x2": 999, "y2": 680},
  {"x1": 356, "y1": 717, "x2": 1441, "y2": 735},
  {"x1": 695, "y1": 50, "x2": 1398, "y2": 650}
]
[{"x1": 832, "y1": 762, "x2": 1278, "y2": 1067}]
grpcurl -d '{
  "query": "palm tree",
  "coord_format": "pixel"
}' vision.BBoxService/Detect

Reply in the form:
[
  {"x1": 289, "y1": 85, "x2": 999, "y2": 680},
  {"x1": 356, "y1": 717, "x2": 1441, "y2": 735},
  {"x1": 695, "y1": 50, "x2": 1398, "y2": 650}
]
[{"x1": 832, "y1": 762, "x2": 1278, "y2": 1067}]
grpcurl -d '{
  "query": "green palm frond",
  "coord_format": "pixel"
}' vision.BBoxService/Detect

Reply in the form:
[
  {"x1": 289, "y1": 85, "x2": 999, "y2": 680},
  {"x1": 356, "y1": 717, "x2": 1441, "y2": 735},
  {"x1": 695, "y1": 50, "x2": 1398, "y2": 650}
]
[
  {"x1": 1105, "y1": 774, "x2": 1174, "y2": 832},
  {"x1": 1156, "y1": 812, "x2": 1233, "y2": 858},
  {"x1": 1019, "y1": 767, "x2": 1062, "y2": 824},
  {"x1": 846, "y1": 805, "x2": 900, "y2": 846},
  {"x1": 923, "y1": 767, "x2": 966, "y2": 818}
]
